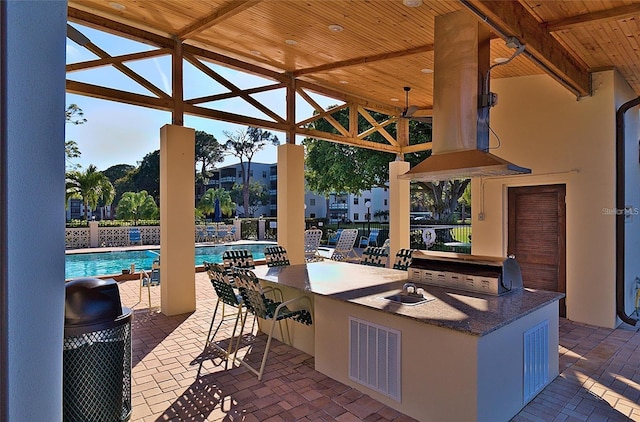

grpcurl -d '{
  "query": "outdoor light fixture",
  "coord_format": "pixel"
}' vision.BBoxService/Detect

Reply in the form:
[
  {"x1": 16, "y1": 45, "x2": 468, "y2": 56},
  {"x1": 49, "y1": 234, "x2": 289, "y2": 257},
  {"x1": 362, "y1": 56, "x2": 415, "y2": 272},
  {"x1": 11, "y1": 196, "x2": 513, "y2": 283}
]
[
  {"x1": 403, "y1": 0, "x2": 423, "y2": 7},
  {"x1": 108, "y1": 2, "x2": 126, "y2": 11},
  {"x1": 328, "y1": 24, "x2": 344, "y2": 32}
]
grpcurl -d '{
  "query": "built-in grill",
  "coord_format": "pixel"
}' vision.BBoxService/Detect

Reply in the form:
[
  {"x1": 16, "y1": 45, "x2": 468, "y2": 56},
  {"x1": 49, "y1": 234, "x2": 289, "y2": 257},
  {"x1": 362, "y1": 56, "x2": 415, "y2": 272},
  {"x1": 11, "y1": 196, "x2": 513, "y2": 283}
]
[{"x1": 408, "y1": 251, "x2": 523, "y2": 296}]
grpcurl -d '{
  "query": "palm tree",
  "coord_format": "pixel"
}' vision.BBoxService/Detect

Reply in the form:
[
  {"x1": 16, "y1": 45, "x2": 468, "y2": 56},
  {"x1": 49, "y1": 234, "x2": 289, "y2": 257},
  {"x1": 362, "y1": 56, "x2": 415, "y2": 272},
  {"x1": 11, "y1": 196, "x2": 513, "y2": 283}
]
[
  {"x1": 198, "y1": 188, "x2": 235, "y2": 217},
  {"x1": 66, "y1": 164, "x2": 115, "y2": 221},
  {"x1": 116, "y1": 191, "x2": 158, "y2": 225}
]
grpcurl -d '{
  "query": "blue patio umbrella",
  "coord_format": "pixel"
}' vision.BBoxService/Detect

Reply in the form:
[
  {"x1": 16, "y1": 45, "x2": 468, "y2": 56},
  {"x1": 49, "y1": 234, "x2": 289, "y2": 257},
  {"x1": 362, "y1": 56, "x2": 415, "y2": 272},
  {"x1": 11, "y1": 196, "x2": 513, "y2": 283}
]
[{"x1": 213, "y1": 198, "x2": 222, "y2": 223}]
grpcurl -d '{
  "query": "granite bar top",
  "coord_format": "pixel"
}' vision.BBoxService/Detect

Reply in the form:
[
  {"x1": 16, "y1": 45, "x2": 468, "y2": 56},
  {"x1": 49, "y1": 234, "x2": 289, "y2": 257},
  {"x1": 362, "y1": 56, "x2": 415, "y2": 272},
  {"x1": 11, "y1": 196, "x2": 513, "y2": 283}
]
[{"x1": 252, "y1": 260, "x2": 564, "y2": 336}]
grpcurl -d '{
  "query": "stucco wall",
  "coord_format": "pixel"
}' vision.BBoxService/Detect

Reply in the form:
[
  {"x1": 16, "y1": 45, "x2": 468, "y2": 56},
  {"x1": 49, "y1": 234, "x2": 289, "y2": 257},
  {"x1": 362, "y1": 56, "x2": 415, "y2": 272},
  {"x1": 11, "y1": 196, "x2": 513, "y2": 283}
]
[{"x1": 471, "y1": 71, "x2": 634, "y2": 328}]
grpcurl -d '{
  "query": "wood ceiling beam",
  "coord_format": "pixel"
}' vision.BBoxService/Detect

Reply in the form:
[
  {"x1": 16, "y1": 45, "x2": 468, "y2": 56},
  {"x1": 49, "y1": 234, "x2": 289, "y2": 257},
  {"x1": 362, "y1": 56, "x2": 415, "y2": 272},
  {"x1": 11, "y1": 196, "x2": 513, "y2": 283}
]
[
  {"x1": 296, "y1": 104, "x2": 350, "y2": 128},
  {"x1": 66, "y1": 48, "x2": 172, "y2": 73},
  {"x1": 177, "y1": 0, "x2": 262, "y2": 40},
  {"x1": 186, "y1": 82, "x2": 286, "y2": 105},
  {"x1": 460, "y1": 0, "x2": 590, "y2": 97},
  {"x1": 296, "y1": 80, "x2": 400, "y2": 115},
  {"x1": 546, "y1": 4, "x2": 640, "y2": 32},
  {"x1": 183, "y1": 44, "x2": 286, "y2": 82},
  {"x1": 185, "y1": 54, "x2": 285, "y2": 123},
  {"x1": 293, "y1": 44, "x2": 434, "y2": 76},
  {"x1": 68, "y1": 7, "x2": 173, "y2": 48},
  {"x1": 296, "y1": 90, "x2": 349, "y2": 137},
  {"x1": 184, "y1": 104, "x2": 287, "y2": 132},
  {"x1": 401, "y1": 142, "x2": 432, "y2": 154},
  {"x1": 358, "y1": 106, "x2": 398, "y2": 147},
  {"x1": 296, "y1": 128, "x2": 400, "y2": 154},
  {"x1": 80, "y1": 40, "x2": 170, "y2": 99},
  {"x1": 66, "y1": 80, "x2": 174, "y2": 110}
]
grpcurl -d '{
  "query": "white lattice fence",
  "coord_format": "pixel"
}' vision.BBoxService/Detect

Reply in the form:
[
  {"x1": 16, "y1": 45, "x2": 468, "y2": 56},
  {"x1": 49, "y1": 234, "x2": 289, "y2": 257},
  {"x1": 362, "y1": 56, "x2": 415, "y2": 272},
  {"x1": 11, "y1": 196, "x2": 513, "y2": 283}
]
[
  {"x1": 98, "y1": 227, "x2": 130, "y2": 247},
  {"x1": 65, "y1": 228, "x2": 90, "y2": 249},
  {"x1": 140, "y1": 226, "x2": 160, "y2": 245}
]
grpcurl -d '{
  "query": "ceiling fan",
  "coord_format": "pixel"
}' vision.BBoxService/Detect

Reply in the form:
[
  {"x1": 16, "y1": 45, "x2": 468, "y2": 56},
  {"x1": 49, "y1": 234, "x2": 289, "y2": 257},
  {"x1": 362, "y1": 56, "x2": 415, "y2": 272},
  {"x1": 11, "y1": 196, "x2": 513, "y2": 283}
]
[{"x1": 400, "y1": 86, "x2": 432, "y2": 124}]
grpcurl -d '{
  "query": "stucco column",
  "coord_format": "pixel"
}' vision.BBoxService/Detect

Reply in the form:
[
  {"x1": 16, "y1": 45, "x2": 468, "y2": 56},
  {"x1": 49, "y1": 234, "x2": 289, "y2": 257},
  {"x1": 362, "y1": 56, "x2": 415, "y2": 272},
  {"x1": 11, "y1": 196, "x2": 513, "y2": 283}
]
[
  {"x1": 160, "y1": 125, "x2": 196, "y2": 316},
  {"x1": 389, "y1": 160, "x2": 411, "y2": 259},
  {"x1": 3, "y1": 2, "x2": 67, "y2": 419},
  {"x1": 89, "y1": 220, "x2": 99, "y2": 247},
  {"x1": 277, "y1": 144, "x2": 305, "y2": 264}
]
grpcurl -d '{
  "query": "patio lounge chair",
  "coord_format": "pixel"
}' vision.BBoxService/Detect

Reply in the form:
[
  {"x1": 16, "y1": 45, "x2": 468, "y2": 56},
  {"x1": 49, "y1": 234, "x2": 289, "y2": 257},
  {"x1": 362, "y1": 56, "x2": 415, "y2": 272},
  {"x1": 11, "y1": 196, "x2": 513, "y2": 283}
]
[
  {"x1": 327, "y1": 228, "x2": 343, "y2": 246},
  {"x1": 196, "y1": 226, "x2": 207, "y2": 242},
  {"x1": 232, "y1": 267, "x2": 312, "y2": 381},
  {"x1": 393, "y1": 248, "x2": 415, "y2": 271},
  {"x1": 129, "y1": 227, "x2": 142, "y2": 245},
  {"x1": 358, "y1": 229, "x2": 380, "y2": 248},
  {"x1": 225, "y1": 226, "x2": 237, "y2": 242},
  {"x1": 206, "y1": 226, "x2": 219, "y2": 242},
  {"x1": 264, "y1": 245, "x2": 290, "y2": 267},
  {"x1": 360, "y1": 246, "x2": 389, "y2": 267},
  {"x1": 216, "y1": 226, "x2": 228, "y2": 243},
  {"x1": 198, "y1": 262, "x2": 251, "y2": 376},
  {"x1": 304, "y1": 229, "x2": 323, "y2": 262},
  {"x1": 330, "y1": 228, "x2": 359, "y2": 262},
  {"x1": 139, "y1": 258, "x2": 160, "y2": 308}
]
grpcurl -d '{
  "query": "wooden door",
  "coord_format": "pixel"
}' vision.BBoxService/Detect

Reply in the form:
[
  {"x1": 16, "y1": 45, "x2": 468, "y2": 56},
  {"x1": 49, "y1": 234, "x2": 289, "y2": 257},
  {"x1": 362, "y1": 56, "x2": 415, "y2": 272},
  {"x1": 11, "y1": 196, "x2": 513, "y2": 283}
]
[{"x1": 508, "y1": 185, "x2": 566, "y2": 316}]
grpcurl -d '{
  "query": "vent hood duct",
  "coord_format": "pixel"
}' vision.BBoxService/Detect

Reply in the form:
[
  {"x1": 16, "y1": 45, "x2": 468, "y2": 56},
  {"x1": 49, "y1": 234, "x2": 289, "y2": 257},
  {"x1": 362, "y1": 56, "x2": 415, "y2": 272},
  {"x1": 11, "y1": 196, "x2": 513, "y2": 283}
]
[{"x1": 399, "y1": 11, "x2": 530, "y2": 182}]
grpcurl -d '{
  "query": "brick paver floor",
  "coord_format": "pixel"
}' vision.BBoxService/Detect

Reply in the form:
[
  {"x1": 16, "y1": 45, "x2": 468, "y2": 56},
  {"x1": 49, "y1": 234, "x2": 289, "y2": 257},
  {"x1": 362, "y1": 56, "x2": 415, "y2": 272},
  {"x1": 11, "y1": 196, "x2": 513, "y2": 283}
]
[{"x1": 117, "y1": 271, "x2": 640, "y2": 421}]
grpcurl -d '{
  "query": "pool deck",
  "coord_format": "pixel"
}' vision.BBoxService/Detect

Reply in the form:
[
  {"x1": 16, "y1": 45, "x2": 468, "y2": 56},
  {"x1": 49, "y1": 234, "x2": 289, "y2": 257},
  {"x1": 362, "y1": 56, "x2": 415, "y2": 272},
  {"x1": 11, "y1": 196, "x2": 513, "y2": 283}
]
[{"x1": 66, "y1": 243, "x2": 640, "y2": 420}]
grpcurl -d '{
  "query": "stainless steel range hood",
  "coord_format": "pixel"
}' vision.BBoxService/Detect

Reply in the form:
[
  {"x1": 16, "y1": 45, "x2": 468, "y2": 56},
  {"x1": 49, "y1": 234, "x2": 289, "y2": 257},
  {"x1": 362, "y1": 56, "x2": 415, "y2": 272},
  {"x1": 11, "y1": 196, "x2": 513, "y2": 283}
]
[{"x1": 400, "y1": 11, "x2": 530, "y2": 182}]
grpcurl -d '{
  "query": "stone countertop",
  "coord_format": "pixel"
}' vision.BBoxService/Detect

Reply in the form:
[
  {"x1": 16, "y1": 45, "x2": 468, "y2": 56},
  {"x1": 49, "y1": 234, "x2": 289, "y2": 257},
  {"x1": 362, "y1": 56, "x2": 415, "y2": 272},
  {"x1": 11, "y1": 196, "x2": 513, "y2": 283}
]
[{"x1": 252, "y1": 260, "x2": 564, "y2": 336}]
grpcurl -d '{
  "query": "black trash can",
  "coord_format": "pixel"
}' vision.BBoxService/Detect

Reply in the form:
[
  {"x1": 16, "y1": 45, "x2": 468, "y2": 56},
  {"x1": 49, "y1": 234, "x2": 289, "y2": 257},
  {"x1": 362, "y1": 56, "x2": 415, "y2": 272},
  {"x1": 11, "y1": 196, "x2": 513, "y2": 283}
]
[{"x1": 63, "y1": 278, "x2": 132, "y2": 422}]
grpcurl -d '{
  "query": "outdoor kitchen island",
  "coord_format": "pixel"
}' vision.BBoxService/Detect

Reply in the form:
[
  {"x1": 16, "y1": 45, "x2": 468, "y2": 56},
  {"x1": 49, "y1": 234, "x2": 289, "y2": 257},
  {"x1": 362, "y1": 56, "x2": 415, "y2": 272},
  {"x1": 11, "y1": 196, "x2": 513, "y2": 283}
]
[{"x1": 252, "y1": 258, "x2": 563, "y2": 422}]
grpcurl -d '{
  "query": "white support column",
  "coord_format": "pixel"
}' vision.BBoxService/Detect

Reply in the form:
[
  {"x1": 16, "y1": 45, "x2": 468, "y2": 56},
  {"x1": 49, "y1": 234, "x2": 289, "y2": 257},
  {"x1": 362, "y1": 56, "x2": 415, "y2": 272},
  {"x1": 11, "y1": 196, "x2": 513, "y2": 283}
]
[
  {"x1": 4, "y1": 2, "x2": 67, "y2": 420},
  {"x1": 160, "y1": 125, "x2": 196, "y2": 316},
  {"x1": 277, "y1": 144, "x2": 305, "y2": 264},
  {"x1": 389, "y1": 160, "x2": 411, "y2": 259}
]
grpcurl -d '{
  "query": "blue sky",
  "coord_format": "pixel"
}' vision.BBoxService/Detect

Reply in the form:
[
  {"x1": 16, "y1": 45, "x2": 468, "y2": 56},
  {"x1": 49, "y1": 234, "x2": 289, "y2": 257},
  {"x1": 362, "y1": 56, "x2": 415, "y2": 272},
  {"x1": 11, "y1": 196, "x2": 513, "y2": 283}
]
[{"x1": 65, "y1": 23, "x2": 338, "y2": 171}]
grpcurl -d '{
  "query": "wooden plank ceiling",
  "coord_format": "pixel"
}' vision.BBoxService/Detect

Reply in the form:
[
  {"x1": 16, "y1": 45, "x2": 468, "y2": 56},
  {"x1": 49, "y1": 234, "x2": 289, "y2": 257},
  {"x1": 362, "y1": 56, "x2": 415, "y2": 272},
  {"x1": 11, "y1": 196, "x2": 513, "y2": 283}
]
[{"x1": 66, "y1": 0, "x2": 640, "y2": 151}]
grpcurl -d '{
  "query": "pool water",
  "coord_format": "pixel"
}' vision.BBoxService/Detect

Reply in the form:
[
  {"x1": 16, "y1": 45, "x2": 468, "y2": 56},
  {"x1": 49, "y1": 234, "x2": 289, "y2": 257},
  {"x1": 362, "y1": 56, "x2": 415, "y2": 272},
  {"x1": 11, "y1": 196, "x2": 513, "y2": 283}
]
[{"x1": 65, "y1": 243, "x2": 272, "y2": 279}]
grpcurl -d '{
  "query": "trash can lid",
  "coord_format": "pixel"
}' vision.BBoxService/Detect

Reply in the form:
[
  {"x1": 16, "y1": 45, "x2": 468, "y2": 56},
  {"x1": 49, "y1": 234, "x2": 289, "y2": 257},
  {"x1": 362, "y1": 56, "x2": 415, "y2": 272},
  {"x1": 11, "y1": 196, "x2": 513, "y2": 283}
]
[{"x1": 65, "y1": 278, "x2": 123, "y2": 327}]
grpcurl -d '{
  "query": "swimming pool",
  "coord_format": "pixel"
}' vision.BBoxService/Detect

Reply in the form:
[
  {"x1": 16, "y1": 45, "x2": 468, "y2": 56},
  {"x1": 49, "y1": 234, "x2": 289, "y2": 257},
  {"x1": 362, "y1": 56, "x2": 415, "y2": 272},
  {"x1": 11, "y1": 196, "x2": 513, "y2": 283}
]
[{"x1": 65, "y1": 243, "x2": 273, "y2": 279}]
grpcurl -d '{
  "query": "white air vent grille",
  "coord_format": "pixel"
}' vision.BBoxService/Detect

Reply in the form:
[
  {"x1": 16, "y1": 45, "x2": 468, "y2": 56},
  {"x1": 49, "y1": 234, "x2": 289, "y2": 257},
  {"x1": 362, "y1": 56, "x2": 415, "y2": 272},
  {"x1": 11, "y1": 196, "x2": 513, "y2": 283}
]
[
  {"x1": 523, "y1": 320, "x2": 549, "y2": 402},
  {"x1": 349, "y1": 317, "x2": 401, "y2": 401}
]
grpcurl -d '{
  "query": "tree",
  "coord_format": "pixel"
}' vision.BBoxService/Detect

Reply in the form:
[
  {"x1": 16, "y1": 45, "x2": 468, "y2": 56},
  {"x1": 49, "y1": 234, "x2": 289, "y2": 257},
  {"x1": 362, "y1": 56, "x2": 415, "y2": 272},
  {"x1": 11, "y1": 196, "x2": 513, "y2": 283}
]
[
  {"x1": 65, "y1": 104, "x2": 86, "y2": 171},
  {"x1": 115, "y1": 150, "x2": 160, "y2": 204},
  {"x1": 195, "y1": 130, "x2": 224, "y2": 194},
  {"x1": 116, "y1": 191, "x2": 158, "y2": 224},
  {"x1": 458, "y1": 182, "x2": 472, "y2": 223},
  {"x1": 224, "y1": 127, "x2": 279, "y2": 214},
  {"x1": 65, "y1": 104, "x2": 87, "y2": 125},
  {"x1": 66, "y1": 164, "x2": 115, "y2": 220},
  {"x1": 303, "y1": 107, "x2": 430, "y2": 218},
  {"x1": 374, "y1": 209, "x2": 389, "y2": 222},
  {"x1": 411, "y1": 179, "x2": 470, "y2": 223},
  {"x1": 198, "y1": 188, "x2": 235, "y2": 218},
  {"x1": 303, "y1": 106, "x2": 470, "y2": 222},
  {"x1": 230, "y1": 181, "x2": 269, "y2": 217}
]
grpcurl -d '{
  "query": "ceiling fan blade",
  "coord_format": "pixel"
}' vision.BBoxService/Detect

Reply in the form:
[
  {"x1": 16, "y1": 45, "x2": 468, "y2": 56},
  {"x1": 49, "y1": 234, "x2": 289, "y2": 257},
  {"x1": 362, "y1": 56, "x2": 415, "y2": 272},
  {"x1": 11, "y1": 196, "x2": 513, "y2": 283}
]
[
  {"x1": 402, "y1": 106, "x2": 418, "y2": 118},
  {"x1": 411, "y1": 116, "x2": 433, "y2": 124}
]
